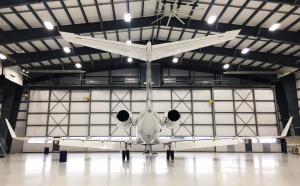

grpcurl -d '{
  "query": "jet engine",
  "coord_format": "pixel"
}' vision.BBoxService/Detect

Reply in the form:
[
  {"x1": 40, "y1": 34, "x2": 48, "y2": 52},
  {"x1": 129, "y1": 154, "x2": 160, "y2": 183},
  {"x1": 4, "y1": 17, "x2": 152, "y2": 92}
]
[
  {"x1": 116, "y1": 110, "x2": 133, "y2": 129},
  {"x1": 162, "y1": 109, "x2": 181, "y2": 129}
]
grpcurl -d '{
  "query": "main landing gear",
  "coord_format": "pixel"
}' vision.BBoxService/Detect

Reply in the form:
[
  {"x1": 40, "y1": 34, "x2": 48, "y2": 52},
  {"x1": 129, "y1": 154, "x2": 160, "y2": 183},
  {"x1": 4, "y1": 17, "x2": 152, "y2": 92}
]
[
  {"x1": 122, "y1": 150, "x2": 130, "y2": 160},
  {"x1": 166, "y1": 143, "x2": 174, "y2": 160},
  {"x1": 166, "y1": 150, "x2": 174, "y2": 160},
  {"x1": 122, "y1": 143, "x2": 130, "y2": 160}
]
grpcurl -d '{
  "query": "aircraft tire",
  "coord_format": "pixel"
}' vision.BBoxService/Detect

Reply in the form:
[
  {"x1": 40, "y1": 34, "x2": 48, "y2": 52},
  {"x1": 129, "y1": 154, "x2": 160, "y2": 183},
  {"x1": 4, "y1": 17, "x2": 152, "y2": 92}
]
[
  {"x1": 122, "y1": 151, "x2": 125, "y2": 160},
  {"x1": 126, "y1": 150, "x2": 130, "y2": 160},
  {"x1": 167, "y1": 150, "x2": 170, "y2": 159},
  {"x1": 171, "y1": 151, "x2": 174, "y2": 160}
]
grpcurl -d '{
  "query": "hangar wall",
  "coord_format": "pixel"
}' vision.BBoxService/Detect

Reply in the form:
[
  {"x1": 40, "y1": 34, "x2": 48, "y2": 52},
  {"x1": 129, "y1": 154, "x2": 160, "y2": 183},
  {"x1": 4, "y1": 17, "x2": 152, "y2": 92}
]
[
  {"x1": 10, "y1": 69, "x2": 281, "y2": 153},
  {"x1": 20, "y1": 88, "x2": 280, "y2": 152}
]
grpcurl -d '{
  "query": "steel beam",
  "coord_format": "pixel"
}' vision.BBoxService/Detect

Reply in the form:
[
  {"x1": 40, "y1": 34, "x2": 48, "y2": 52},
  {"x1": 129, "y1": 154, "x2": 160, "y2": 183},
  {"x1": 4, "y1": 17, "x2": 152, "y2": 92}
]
[
  {"x1": 1, "y1": 16, "x2": 300, "y2": 46},
  {"x1": 0, "y1": 0, "x2": 65, "y2": 9},
  {"x1": 253, "y1": 0, "x2": 300, "y2": 6},
  {"x1": 2, "y1": 40, "x2": 299, "y2": 69}
]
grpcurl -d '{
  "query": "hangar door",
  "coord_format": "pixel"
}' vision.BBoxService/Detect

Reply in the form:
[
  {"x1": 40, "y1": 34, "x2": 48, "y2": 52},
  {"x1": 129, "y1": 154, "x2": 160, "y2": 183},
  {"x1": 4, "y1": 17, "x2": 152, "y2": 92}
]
[{"x1": 25, "y1": 88, "x2": 279, "y2": 138}]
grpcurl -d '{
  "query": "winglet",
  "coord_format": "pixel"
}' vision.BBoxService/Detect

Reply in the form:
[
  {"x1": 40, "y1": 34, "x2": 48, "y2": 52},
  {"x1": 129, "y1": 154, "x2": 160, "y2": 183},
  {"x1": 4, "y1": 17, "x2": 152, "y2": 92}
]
[
  {"x1": 5, "y1": 119, "x2": 17, "y2": 139},
  {"x1": 224, "y1": 29, "x2": 241, "y2": 40},
  {"x1": 281, "y1": 117, "x2": 293, "y2": 137}
]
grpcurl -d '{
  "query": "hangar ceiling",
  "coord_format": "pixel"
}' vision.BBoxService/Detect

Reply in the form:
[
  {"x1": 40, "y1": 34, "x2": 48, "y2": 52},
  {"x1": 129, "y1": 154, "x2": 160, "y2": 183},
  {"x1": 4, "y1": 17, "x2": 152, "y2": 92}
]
[{"x1": 0, "y1": 0, "x2": 300, "y2": 81}]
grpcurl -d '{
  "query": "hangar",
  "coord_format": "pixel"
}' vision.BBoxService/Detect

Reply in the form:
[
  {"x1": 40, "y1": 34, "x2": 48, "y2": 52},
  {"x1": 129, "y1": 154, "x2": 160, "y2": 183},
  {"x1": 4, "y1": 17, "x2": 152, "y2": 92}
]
[{"x1": 0, "y1": 0, "x2": 300, "y2": 185}]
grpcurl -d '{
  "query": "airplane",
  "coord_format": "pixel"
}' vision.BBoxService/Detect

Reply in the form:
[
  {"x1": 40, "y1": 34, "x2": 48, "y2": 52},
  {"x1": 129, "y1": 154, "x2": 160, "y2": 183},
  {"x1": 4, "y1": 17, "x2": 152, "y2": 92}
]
[{"x1": 5, "y1": 29, "x2": 293, "y2": 160}]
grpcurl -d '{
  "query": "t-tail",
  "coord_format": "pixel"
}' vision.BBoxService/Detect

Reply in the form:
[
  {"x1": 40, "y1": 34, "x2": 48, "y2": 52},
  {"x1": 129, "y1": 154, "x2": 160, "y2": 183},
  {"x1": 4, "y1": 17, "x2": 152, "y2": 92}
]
[{"x1": 146, "y1": 41, "x2": 153, "y2": 109}]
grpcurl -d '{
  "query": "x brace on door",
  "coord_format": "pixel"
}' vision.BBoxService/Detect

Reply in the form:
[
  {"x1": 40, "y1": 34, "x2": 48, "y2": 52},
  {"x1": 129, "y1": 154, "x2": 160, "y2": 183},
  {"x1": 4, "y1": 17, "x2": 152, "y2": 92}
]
[
  {"x1": 234, "y1": 90, "x2": 257, "y2": 136},
  {"x1": 47, "y1": 91, "x2": 70, "y2": 136}
]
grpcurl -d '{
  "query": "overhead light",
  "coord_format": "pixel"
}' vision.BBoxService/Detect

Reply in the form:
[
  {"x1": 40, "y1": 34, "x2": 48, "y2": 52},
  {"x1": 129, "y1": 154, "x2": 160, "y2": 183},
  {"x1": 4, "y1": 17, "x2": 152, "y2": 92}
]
[
  {"x1": 124, "y1": 14, "x2": 131, "y2": 22},
  {"x1": 76, "y1": 63, "x2": 82, "y2": 68},
  {"x1": 269, "y1": 23, "x2": 280, "y2": 31},
  {"x1": 223, "y1": 64, "x2": 230, "y2": 69},
  {"x1": 127, "y1": 58, "x2": 132, "y2": 62},
  {"x1": 63, "y1": 47, "x2": 71, "y2": 53},
  {"x1": 173, "y1": 58, "x2": 178, "y2": 63},
  {"x1": 26, "y1": 71, "x2": 29, "y2": 74},
  {"x1": 0, "y1": 53, "x2": 6, "y2": 59},
  {"x1": 22, "y1": 69, "x2": 25, "y2": 72},
  {"x1": 126, "y1": 40, "x2": 131, "y2": 44},
  {"x1": 241, "y1": 48, "x2": 250, "y2": 54},
  {"x1": 207, "y1": 16, "x2": 216, "y2": 24},
  {"x1": 44, "y1": 22, "x2": 54, "y2": 30}
]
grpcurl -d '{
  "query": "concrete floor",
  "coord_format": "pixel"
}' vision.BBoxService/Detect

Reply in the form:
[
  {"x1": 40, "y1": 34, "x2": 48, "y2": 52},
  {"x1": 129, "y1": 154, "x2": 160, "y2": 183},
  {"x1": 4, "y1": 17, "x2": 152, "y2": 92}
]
[{"x1": 0, "y1": 152, "x2": 300, "y2": 186}]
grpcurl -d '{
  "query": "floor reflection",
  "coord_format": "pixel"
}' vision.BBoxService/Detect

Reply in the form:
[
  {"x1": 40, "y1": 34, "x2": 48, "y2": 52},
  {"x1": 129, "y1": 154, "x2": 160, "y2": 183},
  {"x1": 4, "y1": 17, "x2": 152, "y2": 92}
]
[{"x1": 1, "y1": 152, "x2": 300, "y2": 186}]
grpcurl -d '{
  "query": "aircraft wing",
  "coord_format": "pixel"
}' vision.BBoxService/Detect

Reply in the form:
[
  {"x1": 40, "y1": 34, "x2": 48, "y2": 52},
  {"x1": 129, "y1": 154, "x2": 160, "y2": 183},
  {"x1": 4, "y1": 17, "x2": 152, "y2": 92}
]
[
  {"x1": 150, "y1": 29, "x2": 241, "y2": 61},
  {"x1": 5, "y1": 119, "x2": 134, "y2": 150},
  {"x1": 60, "y1": 32, "x2": 147, "y2": 61},
  {"x1": 160, "y1": 117, "x2": 293, "y2": 150}
]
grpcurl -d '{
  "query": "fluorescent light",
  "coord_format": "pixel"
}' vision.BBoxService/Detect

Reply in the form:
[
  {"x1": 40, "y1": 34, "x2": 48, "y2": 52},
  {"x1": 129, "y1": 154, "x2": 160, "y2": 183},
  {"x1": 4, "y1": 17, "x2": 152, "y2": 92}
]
[
  {"x1": 124, "y1": 14, "x2": 131, "y2": 22},
  {"x1": 76, "y1": 63, "x2": 82, "y2": 68},
  {"x1": 63, "y1": 47, "x2": 70, "y2": 53},
  {"x1": 269, "y1": 23, "x2": 280, "y2": 31},
  {"x1": 126, "y1": 40, "x2": 131, "y2": 44},
  {"x1": 44, "y1": 22, "x2": 54, "y2": 30},
  {"x1": 173, "y1": 58, "x2": 178, "y2": 63},
  {"x1": 127, "y1": 57, "x2": 132, "y2": 62},
  {"x1": 241, "y1": 48, "x2": 250, "y2": 54},
  {"x1": 223, "y1": 64, "x2": 230, "y2": 69},
  {"x1": 0, "y1": 53, "x2": 6, "y2": 59},
  {"x1": 207, "y1": 16, "x2": 216, "y2": 24}
]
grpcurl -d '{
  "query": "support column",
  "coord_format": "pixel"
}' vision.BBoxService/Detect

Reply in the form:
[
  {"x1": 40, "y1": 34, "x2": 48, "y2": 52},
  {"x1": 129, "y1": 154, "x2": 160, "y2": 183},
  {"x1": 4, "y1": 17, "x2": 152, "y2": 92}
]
[
  {"x1": 276, "y1": 74, "x2": 299, "y2": 135},
  {"x1": 0, "y1": 80, "x2": 23, "y2": 153}
]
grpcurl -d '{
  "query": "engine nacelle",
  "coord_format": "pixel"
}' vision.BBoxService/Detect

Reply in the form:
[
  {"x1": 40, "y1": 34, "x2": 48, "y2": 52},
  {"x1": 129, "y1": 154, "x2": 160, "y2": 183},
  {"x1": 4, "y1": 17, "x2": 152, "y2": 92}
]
[
  {"x1": 116, "y1": 110, "x2": 133, "y2": 129},
  {"x1": 162, "y1": 109, "x2": 181, "y2": 129}
]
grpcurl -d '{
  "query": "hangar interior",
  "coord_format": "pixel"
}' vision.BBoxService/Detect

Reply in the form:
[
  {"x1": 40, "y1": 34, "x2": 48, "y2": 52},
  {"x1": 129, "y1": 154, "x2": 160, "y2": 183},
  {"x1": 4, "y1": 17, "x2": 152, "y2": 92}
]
[{"x1": 1, "y1": 0, "x2": 300, "y2": 185}]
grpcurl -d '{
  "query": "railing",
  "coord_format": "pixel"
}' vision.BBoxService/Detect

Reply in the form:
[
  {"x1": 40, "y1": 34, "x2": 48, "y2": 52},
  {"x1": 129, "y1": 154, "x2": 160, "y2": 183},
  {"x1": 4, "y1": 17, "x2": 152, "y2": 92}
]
[{"x1": 0, "y1": 133, "x2": 7, "y2": 158}]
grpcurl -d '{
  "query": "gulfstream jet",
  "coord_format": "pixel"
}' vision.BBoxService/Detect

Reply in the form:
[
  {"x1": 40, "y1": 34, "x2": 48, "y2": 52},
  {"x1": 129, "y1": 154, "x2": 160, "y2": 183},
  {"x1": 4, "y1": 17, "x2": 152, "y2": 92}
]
[{"x1": 5, "y1": 29, "x2": 293, "y2": 160}]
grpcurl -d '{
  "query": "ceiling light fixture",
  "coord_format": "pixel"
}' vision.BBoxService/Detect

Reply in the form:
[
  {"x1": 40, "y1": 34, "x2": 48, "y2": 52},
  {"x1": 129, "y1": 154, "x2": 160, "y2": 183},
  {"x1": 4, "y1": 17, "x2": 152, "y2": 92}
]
[
  {"x1": 223, "y1": 64, "x2": 230, "y2": 69},
  {"x1": 126, "y1": 40, "x2": 131, "y2": 44},
  {"x1": 127, "y1": 58, "x2": 132, "y2": 62},
  {"x1": 0, "y1": 53, "x2": 6, "y2": 59},
  {"x1": 26, "y1": 71, "x2": 29, "y2": 74},
  {"x1": 241, "y1": 48, "x2": 250, "y2": 54},
  {"x1": 76, "y1": 63, "x2": 82, "y2": 68},
  {"x1": 207, "y1": 16, "x2": 216, "y2": 24},
  {"x1": 44, "y1": 22, "x2": 54, "y2": 30},
  {"x1": 269, "y1": 23, "x2": 280, "y2": 31},
  {"x1": 22, "y1": 69, "x2": 25, "y2": 72},
  {"x1": 63, "y1": 47, "x2": 71, "y2": 53},
  {"x1": 173, "y1": 58, "x2": 178, "y2": 63},
  {"x1": 124, "y1": 14, "x2": 131, "y2": 22}
]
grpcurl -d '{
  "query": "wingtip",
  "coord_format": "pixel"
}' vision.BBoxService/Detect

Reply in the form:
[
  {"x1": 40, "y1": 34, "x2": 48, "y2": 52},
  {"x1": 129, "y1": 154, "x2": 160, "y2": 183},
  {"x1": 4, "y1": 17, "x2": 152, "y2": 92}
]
[
  {"x1": 281, "y1": 117, "x2": 293, "y2": 137},
  {"x1": 5, "y1": 118, "x2": 17, "y2": 139}
]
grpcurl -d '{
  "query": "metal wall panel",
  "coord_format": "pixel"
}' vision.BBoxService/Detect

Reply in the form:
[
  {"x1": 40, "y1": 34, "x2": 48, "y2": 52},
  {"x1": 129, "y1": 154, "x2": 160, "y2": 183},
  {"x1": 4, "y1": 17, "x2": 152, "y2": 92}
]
[{"x1": 24, "y1": 88, "x2": 278, "y2": 140}]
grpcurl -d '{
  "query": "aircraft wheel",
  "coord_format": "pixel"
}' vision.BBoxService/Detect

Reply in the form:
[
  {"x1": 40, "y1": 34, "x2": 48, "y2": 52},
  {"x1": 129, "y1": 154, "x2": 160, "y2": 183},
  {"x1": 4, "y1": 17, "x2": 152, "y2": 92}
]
[
  {"x1": 126, "y1": 150, "x2": 130, "y2": 160},
  {"x1": 122, "y1": 151, "x2": 126, "y2": 160},
  {"x1": 167, "y1": 150, "x2": 170, "y2": 159},
  {"x1": 171, "y1": 151, "x2": 174, "y2": 160}
]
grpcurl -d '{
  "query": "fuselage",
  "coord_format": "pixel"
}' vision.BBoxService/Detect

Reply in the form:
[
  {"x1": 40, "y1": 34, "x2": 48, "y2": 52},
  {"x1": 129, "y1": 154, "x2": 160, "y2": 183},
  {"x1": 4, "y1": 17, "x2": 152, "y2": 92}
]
[{"x1": 135, "y1": 109, "x2": 161, "y2": 145}]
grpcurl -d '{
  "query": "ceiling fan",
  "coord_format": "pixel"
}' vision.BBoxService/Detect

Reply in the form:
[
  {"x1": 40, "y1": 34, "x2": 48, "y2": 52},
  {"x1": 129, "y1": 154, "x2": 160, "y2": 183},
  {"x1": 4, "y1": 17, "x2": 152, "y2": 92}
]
[{"x1": 145, "y1": 0, "x2": 204, "y2": 26}]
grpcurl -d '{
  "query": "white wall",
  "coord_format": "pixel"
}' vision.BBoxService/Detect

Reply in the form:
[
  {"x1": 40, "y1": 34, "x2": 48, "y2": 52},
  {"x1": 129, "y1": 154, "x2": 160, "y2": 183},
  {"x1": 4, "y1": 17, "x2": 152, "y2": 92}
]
[{"x1": 18, "y1": 86, "x2": 280, "y2": 153}]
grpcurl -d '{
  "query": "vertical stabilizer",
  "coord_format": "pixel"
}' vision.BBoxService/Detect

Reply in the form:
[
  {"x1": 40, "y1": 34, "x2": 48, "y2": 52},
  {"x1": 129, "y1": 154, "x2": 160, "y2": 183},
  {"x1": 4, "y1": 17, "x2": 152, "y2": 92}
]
[{"x1": 146, "y1": 61, "x2": 152, "y2": 108}]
